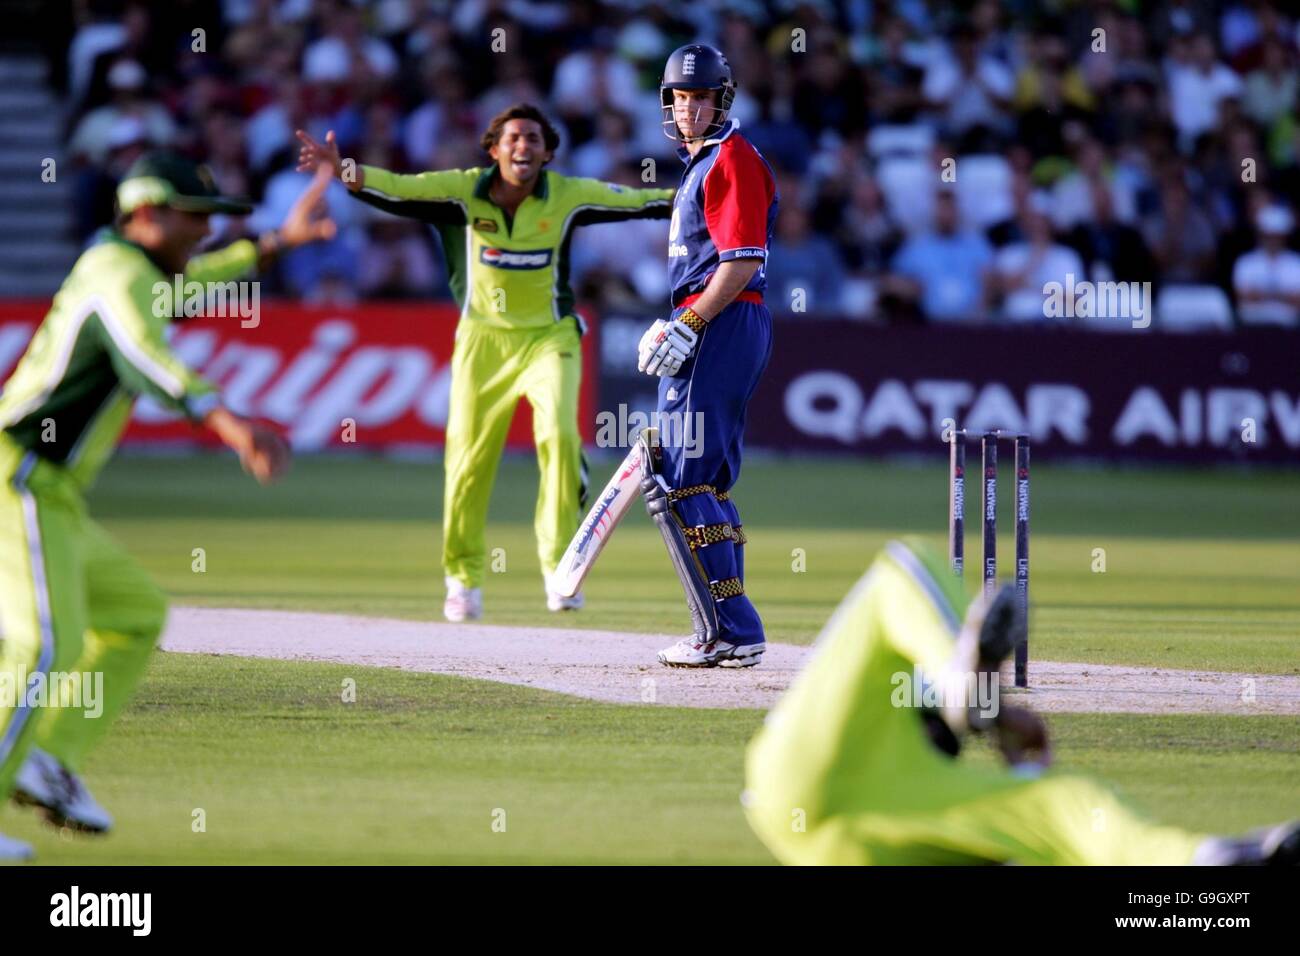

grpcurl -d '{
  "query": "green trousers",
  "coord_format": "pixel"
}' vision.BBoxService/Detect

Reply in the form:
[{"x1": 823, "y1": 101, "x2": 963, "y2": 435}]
[
  {"x1": 0, "y1": 434, "x2": 165, "y2": 800},
  {"x1": 744, "y1": 540, "x2": 1207, "y2": 865},
  {"x1": 442, "y1": 318, "x2": 585, "y2": 588}
]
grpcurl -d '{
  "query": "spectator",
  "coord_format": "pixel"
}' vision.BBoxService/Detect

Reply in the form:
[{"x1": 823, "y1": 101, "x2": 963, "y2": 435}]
[
  {"x1": 357, "y1": 208, "x2": 442, "y2": 300},
  {"x1": 1165, "y1": 32, "x2": 1244, "y2": 148},
  {"x1": 991, "y1": 199, "x2": 1087, "y2": 322},
  {"x1": 245, "y1": 74, "x2": 314, "y2": 175},
  {"x1": 1242, "y1": 38, "x2": 1297, "y2": 127},
  {"x1": 790, "y1": 28, "x2": 869, "y2": 137},
  {"x1": 68, "y1": 59, "x2": 176, "y2": 165},
  {"x1": 1066, "y1": 182, "x2": 1156, "y2": 286},
  {"x1": 865, "y1": 15, "x2": 926, "y2": 124},
  {"x1": 765, "y1": 204, "x2": 847, "y2": 318},
  {"x1": 838, "y1": 175, "x2": 902, "y2": 278},
  {"x1": 742, "y1": 63, "x2": 815, "y2": 176},
  {"x1": 1142, "y1": 173, "x2": 1219, "y2": 283},
  {"x1": 570, "y1": 111, "x2": 637, "y2": 180},
  {"x1": 550, "y1": 30, "x2": 641, "y2": 146},
  {"x1": 1014, "y1": 28, "x2": 1096, "y2": 161},
  {"x1": 67, "y1": 0, "x2": 129, "y2": 112},
  {"x1": 72, "y1": 116, "x2": 150, "y2": 240},
  {"x1": 883, "y1": 190, "x2": 993, "y2": 322},
  {"x1": 1051, "y1": 138, "x2": 1138, "y2": 231},
  {"x1": 1233, "y1": 205, "x2": 1300, "y2": 326},
  {"x1": 302, "y1": 2, "x2": 399, "y2": 85},
  {"x1": 1222, "y1": 0, "x2": 1295, "y2": 71},
  {"x1": 922, "y1": 23, "x2": 1015, "y2": 150},
  {"x1": 403, "y1": 57, "x2": 482, "y2": 169}
]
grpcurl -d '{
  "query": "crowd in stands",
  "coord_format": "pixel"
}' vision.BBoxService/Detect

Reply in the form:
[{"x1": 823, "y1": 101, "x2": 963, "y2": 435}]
[{"x1": 55, "y1": 0, "x2": 1300, "y2": 328}]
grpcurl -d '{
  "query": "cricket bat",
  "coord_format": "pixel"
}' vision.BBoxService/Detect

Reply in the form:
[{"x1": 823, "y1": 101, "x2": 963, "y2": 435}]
[{"x1": 550, "y1": 429, "x2": 655, "y2": 598}]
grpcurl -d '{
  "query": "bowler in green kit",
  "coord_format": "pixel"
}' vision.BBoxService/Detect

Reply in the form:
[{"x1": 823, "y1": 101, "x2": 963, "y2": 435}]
[
  {"x1": 0, "y1": 154, "x2": 334, "y2": 861},
  {"x1": 297, "y1": 104, "x2": 673, "y2": 621}
]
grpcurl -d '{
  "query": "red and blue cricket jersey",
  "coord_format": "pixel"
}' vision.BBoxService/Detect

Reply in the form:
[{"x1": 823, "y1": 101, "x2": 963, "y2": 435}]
[
  {"x1": 667, "y1": 120, "x2": 779, "y2": 305},
  {"x1": 656, "y1": 119, "x2": 779, "y2": 648}
]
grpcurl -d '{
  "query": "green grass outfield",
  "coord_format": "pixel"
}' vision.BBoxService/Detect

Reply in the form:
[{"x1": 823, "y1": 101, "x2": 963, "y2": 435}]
[
  {"x1": 3, "y1": 453, "x2": 1294, "y2": 863},
  {"x1": 93, "y1": 453, "x2": 1300, "y2": 671},
  {"x1": 7, "y1": 654, "x2": 1298, "y2": 864}
]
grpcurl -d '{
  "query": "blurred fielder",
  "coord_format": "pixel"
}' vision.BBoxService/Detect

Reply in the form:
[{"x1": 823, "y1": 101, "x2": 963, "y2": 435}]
[
  {"x1": 0, "y1": 154, "x2": 333, "y2": 861},
  {"x1": 744, "y1": 538, "x2": 1299, "y2": 865},
  {"x1": 637, "y1": 44, "x2": 779, "y2": 668},
  {"x1": 298, "y1": 104, "x2": 673, "y2": 621}
]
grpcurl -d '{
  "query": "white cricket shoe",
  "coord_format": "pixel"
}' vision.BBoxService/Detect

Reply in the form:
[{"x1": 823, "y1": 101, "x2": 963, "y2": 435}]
[
  {"x1": 443, "y1": 576, "x2": 483, "y2": 622},
  {"x1": 0, "y1": 832, "x2": 34, "y2": 861},
  {"x1": 13, "y1": 747, "x2": 113, "y2": 834},
  {"x1": 544, "y1": 574, "x2": 584, "y2": 612},
  {"x1": 658, "y1": 637, "x2": 765, "y2": 668}
]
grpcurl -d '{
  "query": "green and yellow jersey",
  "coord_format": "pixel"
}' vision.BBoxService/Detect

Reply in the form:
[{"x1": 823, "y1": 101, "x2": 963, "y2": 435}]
[
  {"x1": 0, "y1": 231, "x2": 256, "y2": 490},
  {"x1": 354, "y1": 166, "x2": 673, "y2": 332}
]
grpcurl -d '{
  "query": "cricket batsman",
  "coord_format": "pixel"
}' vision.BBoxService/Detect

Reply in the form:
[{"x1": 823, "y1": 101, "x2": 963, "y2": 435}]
[
  {"x1": 296, "y1": 105, "x2": 674, "y2": 621},
  {"x1": 0, "y1": 154, "x2": 334, "y2": 861},
  {"x1": 637, "y1": 44, "x2": 778, "y2": 668},
  {"x1": 744, "y1": 537, "x2": 1300, "y2": 865}
]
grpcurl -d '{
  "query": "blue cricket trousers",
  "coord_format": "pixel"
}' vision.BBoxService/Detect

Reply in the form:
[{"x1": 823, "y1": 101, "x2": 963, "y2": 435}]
[{"x1": 656, "y1": 298, "x2": 772, "y2": 645}]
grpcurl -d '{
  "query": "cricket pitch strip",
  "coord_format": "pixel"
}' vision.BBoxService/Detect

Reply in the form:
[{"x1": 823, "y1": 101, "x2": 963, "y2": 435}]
[{"x1": 161, "y1": 607, "x2": 1300, "y2": 715}]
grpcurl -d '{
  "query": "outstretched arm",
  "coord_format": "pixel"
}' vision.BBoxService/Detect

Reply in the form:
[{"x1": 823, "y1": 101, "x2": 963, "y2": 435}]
[
  {"x1": 205, "y1": 406, "x2": 290, "y2": 485},
  {"x1": 569, "y1": 178, "x2": 675, "y2": 224},
  {"x1": 186, "y1": 164, "x2": 337, "y2": 282},
  {"x1": 299, "y1": 127, "x2": 473, "y2": 225}
]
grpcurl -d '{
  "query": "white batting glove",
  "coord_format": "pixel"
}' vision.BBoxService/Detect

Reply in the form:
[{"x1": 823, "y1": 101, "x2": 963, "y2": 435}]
[
  {"x1": 640, "y1": 313, "x2": 704, "y2": 377},
  {"x1": 637, "y1": 319, "x2": 666, "y2": 372}
]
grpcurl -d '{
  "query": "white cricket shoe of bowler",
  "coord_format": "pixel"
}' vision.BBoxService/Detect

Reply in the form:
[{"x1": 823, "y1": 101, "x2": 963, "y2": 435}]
[
  {"x1": 544, "y1": 573, "x2": 584, "y2": 612},
  {"x1": 0, "y1": 831, "x2": 34, "y2": 861},
  {"x1": 443, "y1": 576, "x2": 483, "y2": 622},
  {"x1": 13, "y1": 747, "x2": 113, "y2": 833},
  {"x1": 658, "y1": 636, "x2": 765, "y2": 668}
]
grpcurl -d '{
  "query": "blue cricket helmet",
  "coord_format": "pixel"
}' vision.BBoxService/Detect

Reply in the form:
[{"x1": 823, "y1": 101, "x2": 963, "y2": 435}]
[{"x1": 659, "y1": 43, "x2": 736, "y2": 142}]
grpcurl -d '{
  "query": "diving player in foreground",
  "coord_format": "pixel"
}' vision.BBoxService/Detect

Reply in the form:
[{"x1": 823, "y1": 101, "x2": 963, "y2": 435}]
[
  {"x1": 0, "y1": 155, "x2": 333, "y2": 861},
  {"x1": 637, "y1": 44, "x2": 778, "y2": 668},
  {"x1": 744, "y1": 538, "x2": 1300, "y2": 865}
]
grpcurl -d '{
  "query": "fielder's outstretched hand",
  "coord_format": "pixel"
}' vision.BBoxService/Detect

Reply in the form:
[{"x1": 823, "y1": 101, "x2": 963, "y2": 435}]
[
  {"x1": 295, "y1": 128, "x2": 343, "y2": 179},
  {"x1": 278, "y1": 162, "x2": 338, "y2": 248},
  {"x1": 241, "y1": 422, "x2": 291, "y2": 485},
  {"x1": 206, "y1": 407, "x2": 291, "y2": 485}
]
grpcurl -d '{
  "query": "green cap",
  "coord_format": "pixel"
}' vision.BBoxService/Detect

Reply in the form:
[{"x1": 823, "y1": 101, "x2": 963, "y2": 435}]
[{"x1": 116, "y1": 151, "x2": 254, "y2": 216}]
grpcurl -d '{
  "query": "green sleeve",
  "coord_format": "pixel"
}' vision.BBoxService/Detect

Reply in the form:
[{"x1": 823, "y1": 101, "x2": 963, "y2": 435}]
[
  {"x1": 567, "y1": 178, "x2": 674, "y2": 224},
  {"x1": 185, "y1": 238, "x2": 258, "y2": 284},
  {"x1": 94, "y1": 267, "x2": 219, "y2": 420},
  {"x1": 351, "y1": 166, "x2": 475, "y2": 225}
]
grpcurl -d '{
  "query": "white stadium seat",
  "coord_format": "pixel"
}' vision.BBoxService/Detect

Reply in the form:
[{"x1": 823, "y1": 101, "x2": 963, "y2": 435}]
[
  {"x1": 867, "y1": 123, "x2": 935, "y2": 159},
  {"x1": 956, "y1": 155, "x2": 1014, "y2": 229},
  {"x1": 876, "y1": 156, "x2": 934, "y2": 234},
  {"x1": 1155, "y1": 284, "x2": 1235, "y2": 331}
]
